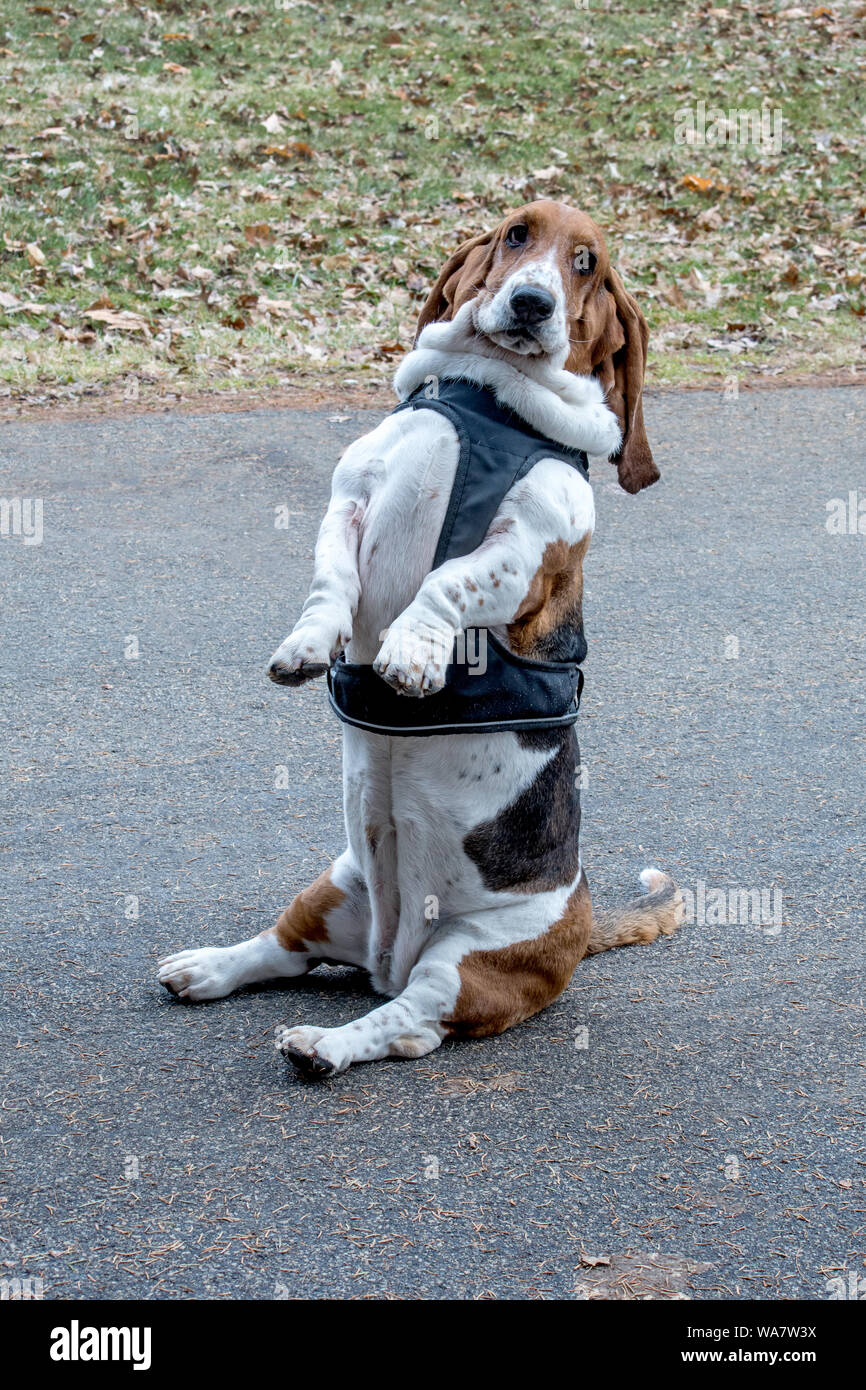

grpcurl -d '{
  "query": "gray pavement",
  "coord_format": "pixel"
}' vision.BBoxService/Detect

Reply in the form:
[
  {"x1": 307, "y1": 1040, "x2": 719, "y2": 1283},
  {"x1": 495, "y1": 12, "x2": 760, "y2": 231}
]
[{"x1": 0, "y1": 386, "x2": 863, "y2": 1300}]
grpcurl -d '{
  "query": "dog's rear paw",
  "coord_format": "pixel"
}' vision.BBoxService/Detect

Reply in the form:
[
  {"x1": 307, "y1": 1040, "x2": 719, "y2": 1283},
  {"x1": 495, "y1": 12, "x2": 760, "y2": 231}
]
[
  {"x1": 282, "y1": 1043, "x2": 336, "y2": 1079},
  {"x1": 157, "y1": 946, "x2": 241, "y2": 1001},
  {"x1": 276, "y1": 1024, "x2": 343, "y2": 1078}
]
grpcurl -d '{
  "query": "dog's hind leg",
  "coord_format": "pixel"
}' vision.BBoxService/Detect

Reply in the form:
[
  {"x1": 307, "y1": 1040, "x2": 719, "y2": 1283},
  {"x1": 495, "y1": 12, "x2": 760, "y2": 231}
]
[
  {"x1": 278, "y1": 924, "x2": 462, "y2": 1075},
  {"x1": 158, "y1": 849, "x2": 370, "y2": 1001},
  {"x1": 279, "y1": 875, "x2": 592, "y2": 1076}
]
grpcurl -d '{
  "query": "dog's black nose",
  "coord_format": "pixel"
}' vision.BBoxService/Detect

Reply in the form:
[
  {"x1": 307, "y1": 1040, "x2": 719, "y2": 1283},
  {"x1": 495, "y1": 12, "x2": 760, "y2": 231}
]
[{"x1": 509, "y1": 285, "x2": 555, "y2": 324}]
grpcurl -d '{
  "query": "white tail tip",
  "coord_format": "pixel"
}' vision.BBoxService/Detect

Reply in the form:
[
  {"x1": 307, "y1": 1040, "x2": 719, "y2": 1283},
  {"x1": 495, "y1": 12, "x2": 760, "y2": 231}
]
[{"x1": 639, "y1": 866, "x2": 668, "y2": 894}]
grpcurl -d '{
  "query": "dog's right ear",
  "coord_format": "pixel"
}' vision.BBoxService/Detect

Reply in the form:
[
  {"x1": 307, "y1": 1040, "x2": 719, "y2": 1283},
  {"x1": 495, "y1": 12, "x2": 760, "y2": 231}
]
[
  {"x1": 590, "y1": 267, "x2": 658, "y2": 495},
  {"x1": 414, "y1": 227, "x2": 499, "y2": 341}
]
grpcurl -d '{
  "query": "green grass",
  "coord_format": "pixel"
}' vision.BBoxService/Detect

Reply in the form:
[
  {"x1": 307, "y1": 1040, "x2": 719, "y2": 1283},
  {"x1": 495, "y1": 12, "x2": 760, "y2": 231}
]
[{"x1": 1, "y1": 0, "x2": 864, "y2": 408}]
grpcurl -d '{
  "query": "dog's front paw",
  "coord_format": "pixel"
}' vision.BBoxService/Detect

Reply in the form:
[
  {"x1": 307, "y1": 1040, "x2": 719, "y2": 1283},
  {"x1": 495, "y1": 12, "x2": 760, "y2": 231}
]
[
  {"x1": 373, "y1": 623, "x2": 451, "y2": 698},
  {"x1": 268, "y1": 627, "x2": 345, "y2": 686}
]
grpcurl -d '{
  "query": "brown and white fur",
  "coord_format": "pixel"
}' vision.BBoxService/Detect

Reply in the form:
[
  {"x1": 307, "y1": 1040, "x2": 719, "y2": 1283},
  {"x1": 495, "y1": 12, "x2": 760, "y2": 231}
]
[{"x1": 158, "y1": 201, "x2": 683, "y2": 1077}]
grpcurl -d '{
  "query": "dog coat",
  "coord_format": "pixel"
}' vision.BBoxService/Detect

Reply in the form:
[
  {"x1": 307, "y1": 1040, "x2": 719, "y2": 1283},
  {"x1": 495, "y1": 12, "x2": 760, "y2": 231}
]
[{"x1": 328, "y1": 377, "x2": 589, "y2": 735}]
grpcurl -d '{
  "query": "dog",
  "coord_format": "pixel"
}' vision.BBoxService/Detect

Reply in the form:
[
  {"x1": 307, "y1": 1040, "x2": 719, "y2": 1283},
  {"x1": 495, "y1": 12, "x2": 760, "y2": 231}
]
[{"x1": 158, "y1": 199, "x2": 683, "y2": 1076}]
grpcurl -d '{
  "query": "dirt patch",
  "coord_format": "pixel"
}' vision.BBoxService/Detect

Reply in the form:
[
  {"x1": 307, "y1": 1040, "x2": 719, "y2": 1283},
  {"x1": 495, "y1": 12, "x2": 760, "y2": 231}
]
[
  {"x1": 574, "y1": 1251, "x2": 714, "y2": 1300},
  {"x1": 2, "y1": 368, "x2": 864, "y2": 428}
]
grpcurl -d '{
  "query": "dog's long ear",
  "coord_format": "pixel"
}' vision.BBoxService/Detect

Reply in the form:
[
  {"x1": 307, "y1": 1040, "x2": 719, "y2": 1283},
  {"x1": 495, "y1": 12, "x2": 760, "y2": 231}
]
[
  {"x1": 591, "y1": 267, "x2": 658, "y2": 495},
  {"x1": 414, "y1": 227, "x2": 499, "y2": 341}
]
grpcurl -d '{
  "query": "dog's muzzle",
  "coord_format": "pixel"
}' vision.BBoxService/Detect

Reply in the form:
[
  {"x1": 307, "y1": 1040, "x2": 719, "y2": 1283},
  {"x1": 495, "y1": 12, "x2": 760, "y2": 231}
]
[
  {"x1": 474, "y1": 272, "x2": 565, "y2": 358},
  {"x1": 508, "y1": 284, "x2": 555, "y2": 327}
]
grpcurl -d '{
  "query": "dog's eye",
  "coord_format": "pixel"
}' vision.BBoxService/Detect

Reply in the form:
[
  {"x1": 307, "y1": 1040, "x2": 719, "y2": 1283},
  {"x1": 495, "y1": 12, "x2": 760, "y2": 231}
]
[
  {"x1": 573, "y1": 247, "x2": 597, "y2": 277},
  {"x1": 505, "y1": 223, "x2": 529, "y2": 248}
]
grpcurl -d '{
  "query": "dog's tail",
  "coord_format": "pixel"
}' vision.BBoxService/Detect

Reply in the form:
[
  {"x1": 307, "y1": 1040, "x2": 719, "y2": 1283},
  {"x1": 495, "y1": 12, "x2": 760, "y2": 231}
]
[{"x1": 586, "y1": 867, "x2": 684, "y2": 955}]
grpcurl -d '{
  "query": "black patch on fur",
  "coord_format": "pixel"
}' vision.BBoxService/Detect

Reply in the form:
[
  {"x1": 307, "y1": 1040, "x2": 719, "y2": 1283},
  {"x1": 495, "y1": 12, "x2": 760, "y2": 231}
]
[
  {"x1": 463, "y1": 728, "x2": 582, "y2": 892},
  {"x1": 533, "y1": 620, "x2": 587, "y2": 665},
  {"x1": 516, "y1": 727, "x2": 564, "y2": 752},
  {"x1": 513, "y1": 598, "x2": 588, "y2": 665}
]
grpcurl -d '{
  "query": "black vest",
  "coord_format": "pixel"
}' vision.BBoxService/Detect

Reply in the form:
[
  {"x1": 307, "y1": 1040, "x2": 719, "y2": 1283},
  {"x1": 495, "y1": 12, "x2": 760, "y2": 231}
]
[{"x1": 327, "y1": 378, "x2": 589, "y2": 736}]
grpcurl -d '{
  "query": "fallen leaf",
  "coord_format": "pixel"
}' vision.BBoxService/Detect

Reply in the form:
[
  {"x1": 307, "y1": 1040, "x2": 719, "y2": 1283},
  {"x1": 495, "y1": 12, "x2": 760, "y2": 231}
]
[
  {"x1": 85, "y1": 308, "x2": 151, "y2": 336},
  {"x1": 263, "y1": 142, "x2": 315, "y2": 160},
  {"x1": 661, "y1": 282, "x2": 687, "y2": 308},
  {"x1": 681, "y1": 174, "x2": 716, "y2": 193},
  {"x1": 257, "y1": 298, "x2": 296, "y2": 316},
  {"x1": 531, "y1": 165, "x2": 564, "y2": 181},
  {"x1": 243, "y1": 223, "x2": 274, "y2": 245}
]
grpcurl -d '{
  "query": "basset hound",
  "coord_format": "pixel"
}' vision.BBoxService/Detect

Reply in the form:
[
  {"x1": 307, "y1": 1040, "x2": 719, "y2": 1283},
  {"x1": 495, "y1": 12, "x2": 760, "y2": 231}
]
[{"x1": 158, "y1": 199, "x2": 683, "y2": 1076}]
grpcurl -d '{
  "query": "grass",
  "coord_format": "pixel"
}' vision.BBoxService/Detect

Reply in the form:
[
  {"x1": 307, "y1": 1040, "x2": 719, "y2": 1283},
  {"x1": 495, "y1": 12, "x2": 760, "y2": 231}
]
[{"x1": 0, "y1": 0, "x2": 864, "y2": 411}]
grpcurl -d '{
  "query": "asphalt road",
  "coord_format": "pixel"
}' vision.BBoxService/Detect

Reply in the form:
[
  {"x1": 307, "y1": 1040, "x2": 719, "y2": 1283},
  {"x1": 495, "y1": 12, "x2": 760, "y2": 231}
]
[{"x1": 1, "y1": 386, "x2": 864, "y2": 1301}]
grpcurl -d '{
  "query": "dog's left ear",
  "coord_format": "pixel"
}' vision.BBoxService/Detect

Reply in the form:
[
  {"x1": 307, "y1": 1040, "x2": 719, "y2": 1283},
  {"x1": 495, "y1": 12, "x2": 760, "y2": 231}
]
[
  {"x1": 591, "y1": 268, "x2": 658, "y2": 495},
  {"x1": 415, "y1": 227, "x2": 499, "y2": 341}
]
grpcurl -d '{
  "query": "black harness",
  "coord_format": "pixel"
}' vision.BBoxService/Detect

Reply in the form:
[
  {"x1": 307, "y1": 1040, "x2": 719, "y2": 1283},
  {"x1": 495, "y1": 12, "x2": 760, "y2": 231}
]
[{"x1": 327, "y1": 378, "x2": 589, "y2": 736}]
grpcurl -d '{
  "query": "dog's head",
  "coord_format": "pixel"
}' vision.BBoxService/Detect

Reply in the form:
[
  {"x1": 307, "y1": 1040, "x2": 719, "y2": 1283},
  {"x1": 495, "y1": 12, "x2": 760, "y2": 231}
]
[{"x1": 415, "y1": 200, "x2": 657, "y2": 494}]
